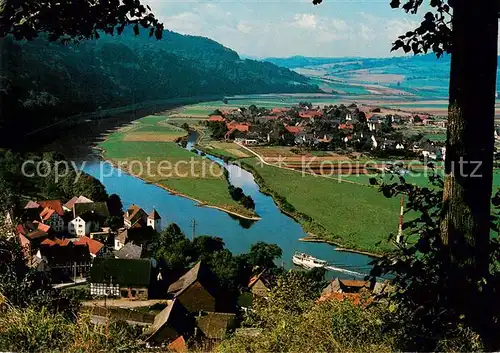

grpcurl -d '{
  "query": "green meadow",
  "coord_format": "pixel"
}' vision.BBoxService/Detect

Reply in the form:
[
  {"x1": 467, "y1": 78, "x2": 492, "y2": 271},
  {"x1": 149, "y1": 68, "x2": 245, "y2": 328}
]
[
  {"x1": 99, "y1": 115, "x2": 256, "y2": 218},
  {"x1": 243, "y1": 158, "x2": 400, "y2": 253}
]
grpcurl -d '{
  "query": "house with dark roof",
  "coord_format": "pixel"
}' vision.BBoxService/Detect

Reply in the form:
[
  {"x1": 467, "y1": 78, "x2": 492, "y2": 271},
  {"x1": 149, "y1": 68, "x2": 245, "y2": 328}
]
[
  {"x1": 196, "y1": 311, "x2": 236, "y2": 345},
  {"x1": 144, "y1": 298, "x2": 195, "y2": 348},
  {"x1": 167, "y1": 262, "x2": 222, "y2": 313},
  {"x1": 90, "y1": 258, "x2": 152, "y2": 299},
  {"x1": 39, "y1": 205, "x2": 65, "y2": 232},
  {"x1": 123, "y1": 204, "x2": 148, "y2": 228},
  {"x1": 73, "y1": 202, "x2": 109, "y2": 222},
  {"x1": 114, "y1": 226, "x2": 157, "y2": 251},
  {"x1": 322, "y1": 278, "x2": 373, "y2": 295},
  {"x1": 114, "y1": 242, "x2": 143, "y2": 259},
  {"x1": 248, "y1": 270, "x2": 273, "y2": 298},
  {"x1": 35, "y1": 239, "x2": 91, "y2": 280}
]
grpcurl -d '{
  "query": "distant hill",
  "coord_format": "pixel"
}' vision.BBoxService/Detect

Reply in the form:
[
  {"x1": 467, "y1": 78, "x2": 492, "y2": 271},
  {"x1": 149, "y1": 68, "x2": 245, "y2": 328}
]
[{"x1": 0, "y1": 28, "x2": 319, "y2": 145}]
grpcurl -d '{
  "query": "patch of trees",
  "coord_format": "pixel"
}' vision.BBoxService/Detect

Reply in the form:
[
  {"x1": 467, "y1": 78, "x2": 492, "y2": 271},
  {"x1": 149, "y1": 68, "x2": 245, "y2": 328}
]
[
  {"x1": 154, "y1": 223, "x2": 283, "y2": 294},
  {"x1": 0, "y1": 29, "x2": 319, "y2": 148},
  {"x1": 206, "y1": 121, "x2": 229, "y2": 140},
  {"x1": 228, "y1": 185, "x2": 255, "y2": 210},
  {"x1": 0, "y1": 149, "x2": 108, "y2": 213}
]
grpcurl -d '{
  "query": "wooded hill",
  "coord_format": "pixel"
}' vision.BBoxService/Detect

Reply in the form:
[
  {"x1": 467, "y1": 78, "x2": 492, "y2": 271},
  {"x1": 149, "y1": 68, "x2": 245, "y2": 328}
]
[{"x1": 0, "y1": 27, "x2": 319, "y2": 146}]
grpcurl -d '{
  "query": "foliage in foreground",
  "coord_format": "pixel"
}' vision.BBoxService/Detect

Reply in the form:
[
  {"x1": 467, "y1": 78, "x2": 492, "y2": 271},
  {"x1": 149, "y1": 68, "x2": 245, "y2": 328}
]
[
  {"x1": 217, "y1": 271, "x2": 393, "y2": 353},
  {"x1": 369, "y1": 171, "x2": 500, "y2": 351},
  {"x1": 0, "y1": 305, "x2": 142, "y2": 353}
]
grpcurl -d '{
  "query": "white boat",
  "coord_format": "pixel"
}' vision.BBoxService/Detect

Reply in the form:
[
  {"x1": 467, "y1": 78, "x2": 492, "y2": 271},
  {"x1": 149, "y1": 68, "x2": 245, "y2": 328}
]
[{"x1": 292, "y1": 252, "x2": 328, "y2": 269}]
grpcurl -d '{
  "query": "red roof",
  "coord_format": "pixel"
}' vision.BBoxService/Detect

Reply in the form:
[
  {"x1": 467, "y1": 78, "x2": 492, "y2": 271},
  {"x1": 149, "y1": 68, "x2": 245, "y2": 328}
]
[
  {"x1": 299, "y1": 110, "x2": 322, "y2": 119},
  {"x1": 24, "y1": 200, "x2": 41, "y2": 209},
  {"x1": 26, "y1": 230, "x2": 49, "y2": 240},
  {"x1": 339, "y1": 123, "x2": 354, "y2": 130},
  {"x1": 167, "y1": 336, "x2": 187, "y2": 353},
  {"x1": 18, "y1": 234, "x2": 30, "y2": 248},
  {"x1": 40, "y1": 207, "x2": 56, "y2": 221},
  {"x1": 41, "y1": 238, "x2": 56, "y2": 246},
  {"x1": 16, "y1": 224, "x2": 27, "y2": 236},
  {"x1": 42, "y1": 238, "x2": 71, "y2": 247},
  {"x1": 37, "y1": 223, "x2": 51, "y2": 233},
  {"x1": 317, "y1": 292, "x2": 372, "y2": 306},
  {"x1": 73, "y1": 236, "x2": 104, "y2": 256},
  {"x1": 208, "y1": 115, "x2": 225, "y2": 122},
  {"x1": 285, "y1": 126, "x2": 304, "y2": 135},
  {"x1": 272, "y1": 107, "x2": 290, "y2": 114},
  {"x1": 226, "y1": 122, "x2": 250, "y2": 132},
  {"x1": 38, "y1": 200, "x2": 64, "y2": 216}
]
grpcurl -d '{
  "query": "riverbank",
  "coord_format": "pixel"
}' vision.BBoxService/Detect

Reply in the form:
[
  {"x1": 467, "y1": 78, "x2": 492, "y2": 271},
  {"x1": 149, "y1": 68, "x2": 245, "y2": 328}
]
[{"x1": 299, "y1": 235, "x2": 383, "y2": 258}]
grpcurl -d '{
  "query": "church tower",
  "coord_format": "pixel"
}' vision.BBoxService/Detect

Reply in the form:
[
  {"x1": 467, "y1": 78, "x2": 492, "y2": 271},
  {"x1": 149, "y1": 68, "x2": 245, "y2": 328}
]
[{"x1": 147, "y1": 209, "x2": 162, "y2": 231}]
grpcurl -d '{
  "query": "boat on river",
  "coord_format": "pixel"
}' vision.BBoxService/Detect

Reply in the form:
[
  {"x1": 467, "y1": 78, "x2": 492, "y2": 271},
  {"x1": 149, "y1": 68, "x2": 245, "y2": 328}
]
[{"x1": 292, "y1": 251, "x2": 328, "y2": 269}]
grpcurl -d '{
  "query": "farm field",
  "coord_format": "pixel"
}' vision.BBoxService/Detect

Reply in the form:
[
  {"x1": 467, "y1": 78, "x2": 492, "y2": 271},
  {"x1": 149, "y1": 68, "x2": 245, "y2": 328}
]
[
  {"x1": 199, "y1": 141, "x2": 251, "y2": 159},
  {"x1": 242, "y1": 158, "x2": 400, "y2": 253},
  {"x1": 99, "y1": 115, "x2": 256, "y2": 218}
]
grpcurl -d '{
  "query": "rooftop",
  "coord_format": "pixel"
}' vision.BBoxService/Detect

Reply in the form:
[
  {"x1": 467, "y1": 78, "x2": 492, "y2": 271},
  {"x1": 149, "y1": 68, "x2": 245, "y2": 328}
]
[
  {"x1": 38, "y1": 200, "x2": 64, "y2": 216},
  {"x1": 90, "y1": 258, "x2": 151, "y2": 287}
]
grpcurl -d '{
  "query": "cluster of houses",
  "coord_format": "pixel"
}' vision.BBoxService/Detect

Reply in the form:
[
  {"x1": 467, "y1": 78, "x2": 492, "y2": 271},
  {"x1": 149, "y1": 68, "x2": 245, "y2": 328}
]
[
  {"x1": 12, "y1": 196, "x2": 162, "y2": 286},
  {"x1": 7, "y1": 193, "x2": 393, "y2": 350},
  {"x1": 208, "y1": 103, "x2": 447, "y2": 158}
]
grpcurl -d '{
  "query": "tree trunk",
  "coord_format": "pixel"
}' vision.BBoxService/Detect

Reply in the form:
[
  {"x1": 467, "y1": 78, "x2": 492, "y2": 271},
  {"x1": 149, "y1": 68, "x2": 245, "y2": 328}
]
[{"x1": 441, "y1": 0, "x2": 498, "y2": 322}]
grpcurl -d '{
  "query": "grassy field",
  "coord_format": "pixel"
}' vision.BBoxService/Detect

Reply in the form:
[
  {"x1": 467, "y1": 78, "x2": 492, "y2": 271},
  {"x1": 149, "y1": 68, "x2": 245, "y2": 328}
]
[
  {"x1": 99, "y1": 115, "x2": 256, "y2": 218},
  {"x1": 242, "y1": 158, "x2": 400, "y2": 253}
]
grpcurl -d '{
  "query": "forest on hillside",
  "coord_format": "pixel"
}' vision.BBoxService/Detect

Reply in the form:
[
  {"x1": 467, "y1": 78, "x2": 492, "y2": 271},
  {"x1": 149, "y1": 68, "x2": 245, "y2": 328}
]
[{"x1": 0, "y1": 28, "x2": 319, "y2": 146}]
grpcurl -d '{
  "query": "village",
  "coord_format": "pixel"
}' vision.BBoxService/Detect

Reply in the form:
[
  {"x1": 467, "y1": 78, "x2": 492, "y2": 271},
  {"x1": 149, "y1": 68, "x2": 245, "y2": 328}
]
[
  {"x1": 5, "y1": 193, "x2": 390, "y2": 351},
  {"x1": 205, "y1": 102, "x2": 449, "y2": 162}
]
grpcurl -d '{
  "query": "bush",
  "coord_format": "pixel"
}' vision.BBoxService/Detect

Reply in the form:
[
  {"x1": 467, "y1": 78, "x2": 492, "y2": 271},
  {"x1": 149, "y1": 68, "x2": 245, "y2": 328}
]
[{"x1": 218, "y1": 271, "x2": 393, "y2": 353}]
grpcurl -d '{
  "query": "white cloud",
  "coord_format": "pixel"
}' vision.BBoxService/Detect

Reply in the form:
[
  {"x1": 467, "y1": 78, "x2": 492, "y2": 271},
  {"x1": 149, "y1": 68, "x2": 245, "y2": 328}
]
[
  {"x1": 359, "y1": 24, "x2": 375, "y2": 40},
  {"x1": 237, "y1": 21, "x2": 253, "y2": 34},
  {"x1": 385, "y1": 19, "x2": 419, "y2": 40},
  {"x1": 143, "y1": 0, "x2": 421, "y2": 57},
  {"x1": 293, "y1": 13, "x2": 317, "y2": 29},
  {"x1": 162, "y1": 12, "x2": 203, "y2": 35}
]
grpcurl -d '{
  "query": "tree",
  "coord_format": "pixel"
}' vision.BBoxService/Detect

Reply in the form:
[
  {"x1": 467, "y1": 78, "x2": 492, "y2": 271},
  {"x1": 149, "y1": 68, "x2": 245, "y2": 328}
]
[
  {"x1": 241, "y1": 195, "x2": 255, "y2": 210},
  {"x1": 0, "y1": 0, "x2": 163, "y2": 42},
  {"x1": 247, "y1": 242, "x2": 282, "y2": 269},
  {"x1": 107, "y1": 194, "x2": 123, "y2": 217},
  {"x1": 207, "y1": 121, "x2": 229, "y2": 140},
  {"x1": 192, "y1": 236, "x2": 225, "y2": 259},
  {"x1": 155, "y1": 223, "x2": 193, "y2": 274}
]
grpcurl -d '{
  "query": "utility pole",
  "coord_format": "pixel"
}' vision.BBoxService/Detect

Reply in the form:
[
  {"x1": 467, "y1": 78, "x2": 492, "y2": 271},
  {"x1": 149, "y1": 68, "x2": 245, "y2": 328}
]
[
  {"x1": 396, "y1": 194, "x2": 404, "y2": 244},
  {"x1": 191, "y1": 219, "x2": 197, "y2": 240}
]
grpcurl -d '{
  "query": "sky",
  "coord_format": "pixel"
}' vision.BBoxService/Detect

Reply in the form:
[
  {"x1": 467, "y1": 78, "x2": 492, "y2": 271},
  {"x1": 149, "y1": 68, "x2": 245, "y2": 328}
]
[{"x1": 142, "y1": 0, "x2": 423, "y2": 58}]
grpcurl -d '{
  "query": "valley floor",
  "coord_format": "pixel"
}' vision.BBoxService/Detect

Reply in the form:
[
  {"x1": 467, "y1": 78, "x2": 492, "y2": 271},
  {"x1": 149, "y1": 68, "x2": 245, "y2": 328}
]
[{"x1": 98, "y1": 115, "x2": 258, "y2": 219}]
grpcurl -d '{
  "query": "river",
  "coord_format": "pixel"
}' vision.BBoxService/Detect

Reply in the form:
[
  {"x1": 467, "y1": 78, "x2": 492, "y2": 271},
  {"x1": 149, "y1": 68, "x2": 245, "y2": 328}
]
[{"x1": 80, "y1": 130, "x2": 375, "y2": 279}]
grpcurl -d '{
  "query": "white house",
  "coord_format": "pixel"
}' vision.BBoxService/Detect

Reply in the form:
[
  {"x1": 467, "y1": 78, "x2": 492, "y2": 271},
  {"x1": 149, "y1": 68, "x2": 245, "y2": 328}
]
[{"x1": 69, "y1": 214, "x2": 98, "y2": 237}]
